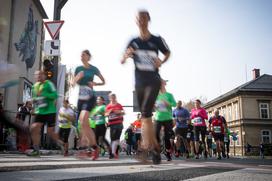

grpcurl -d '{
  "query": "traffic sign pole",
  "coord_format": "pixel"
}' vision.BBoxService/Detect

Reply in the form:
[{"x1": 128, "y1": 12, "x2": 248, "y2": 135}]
[{"x1": 51, "y1": 0, "x2": 68, "y2": 87}]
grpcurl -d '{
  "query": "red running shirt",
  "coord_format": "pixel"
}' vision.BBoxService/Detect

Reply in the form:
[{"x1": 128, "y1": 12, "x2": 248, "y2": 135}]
[{"x1": 106, "y1": 103, "x2": 124, "y2": 126}]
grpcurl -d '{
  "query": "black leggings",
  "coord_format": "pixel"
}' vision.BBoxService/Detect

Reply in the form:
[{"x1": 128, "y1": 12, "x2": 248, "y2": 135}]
[
  {"x1": 110, "y1": 125, "x2": 123, "y2": 141},
  {"x1": 224, "y1": 141, "x2": 230, "y2": 153},
  {"x1": 59, "y1": 128, "x2": 71, "y2": 143},
  {"x1": 95, "y1": 124, "x2": 110, "y2": 148},
  {"x1": 135, "y1": 82, "x2": 161, "y2": 118},
  {"x1": 155, "y1": 121, "x2": 173, "y2": 150}
]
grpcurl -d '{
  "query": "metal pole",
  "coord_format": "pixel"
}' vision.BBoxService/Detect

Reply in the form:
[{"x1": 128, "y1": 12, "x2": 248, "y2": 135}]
[{"x1": 52, "y1": 0, "x2": 68, "y2": 87}]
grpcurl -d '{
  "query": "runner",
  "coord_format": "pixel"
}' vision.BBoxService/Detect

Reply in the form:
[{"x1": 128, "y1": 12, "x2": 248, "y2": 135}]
[
  {"x1": 190, "y1": 99, "x2": 208, "y2": 159},
  {"x1": 132, "y1": 113, "x2": 142, "y2": 152},
  {"x1": 173, "y1": 100, "x2": 190, "y2": 158},
  {"x1": 223, "y1": 128, "x2": 230, "y2": 159},
  {"x1": 90, "y1": 96, "x2": 111, "y2": 157},
  {"x1": 105, "y1": 93, "x2": 125, "y2": 159},
  {"x1": 208, "y1": 109, "x2": 227, "y2": 159},
  {"x1": 58, "y1": 99, "x2": 76, "y2": 156},
  {"x1": 16, "y1": 101, "x2": 32, "y2": 152},
  {"x1": 206, "y1": 131, "x2": 213, "y2": 158},
  {"x1": 27, "y1": 70, "x2": 62, "y2": 156},
  {"x1": 154, "y1": 80, "x2": 176, "y2": 161},
  {"x1": 121, "y1": 10, "x2": 171, "y2": 164},
  {"x1": 186, "y1": 120, "x2": 195, "y2": 158},
  {"x1": 73, "y1": 49, "x2": 105, "y2": 160}
]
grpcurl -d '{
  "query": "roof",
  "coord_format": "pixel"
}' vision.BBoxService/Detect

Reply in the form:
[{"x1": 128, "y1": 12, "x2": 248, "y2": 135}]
[
  {"x1": 204, "y1": 74, "x2": 272, "y2": 108},
  {"x1": 33, "y1": 0, "x2": 48, "y2": 19}
]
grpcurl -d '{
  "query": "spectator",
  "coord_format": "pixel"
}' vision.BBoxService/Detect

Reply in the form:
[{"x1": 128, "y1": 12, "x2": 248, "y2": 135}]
[
  {"x1": 246, "y1": 142, "x2": 252, "y2": 155},
  {"x1": 16, "y1": 101, "x2": 32, "y2": 152},
  {"x1": 260, "y1": 142, "x2": 265, "y2": 159},
  {"x1": 125, "y1": 125, "x2": 134, "y2": 155}
]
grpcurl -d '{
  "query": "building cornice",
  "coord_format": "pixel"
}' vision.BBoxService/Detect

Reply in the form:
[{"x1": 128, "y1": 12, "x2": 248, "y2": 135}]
[{"x1": 32, "y1": 0, "x2": 48, "y2": 19}]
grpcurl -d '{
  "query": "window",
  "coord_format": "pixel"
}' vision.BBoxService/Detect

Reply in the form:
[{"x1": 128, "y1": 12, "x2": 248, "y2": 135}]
[
  {"x1": 233, "y1": 103, "x2": 239, "y2": 120},
  {"x1": 228, "y1": 104, "x2": 232, "y2": 121},
  {"x1": 236, "y1": 131, "x2": 240, "y2": 146},
  {"x1": 259, "y1": 103, "x2": 269, "y2": 119},
  {"x1": 261, "y1": 130, "x2": 271, "y2": 144},
  {"x1": 222, "y1": 106, "x2": 226, "y2": 118}
]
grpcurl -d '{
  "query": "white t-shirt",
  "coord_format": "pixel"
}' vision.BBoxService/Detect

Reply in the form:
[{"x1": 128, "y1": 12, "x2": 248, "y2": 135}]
[{"x1": 58, "y1": 107, "x2": 74, "y2": 128}]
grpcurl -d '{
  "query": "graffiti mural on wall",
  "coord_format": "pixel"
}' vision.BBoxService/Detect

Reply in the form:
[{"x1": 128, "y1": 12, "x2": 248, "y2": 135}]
[{"x1": 14, "y1": 5, "x2": 39, "y2": 70}]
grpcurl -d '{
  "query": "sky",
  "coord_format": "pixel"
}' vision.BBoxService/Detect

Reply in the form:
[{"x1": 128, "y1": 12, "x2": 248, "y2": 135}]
[{"x1": 40, "y1": 0, "x2": 272, "y2": 126}]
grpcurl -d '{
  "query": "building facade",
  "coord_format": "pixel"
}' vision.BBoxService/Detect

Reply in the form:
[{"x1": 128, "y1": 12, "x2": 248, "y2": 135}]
[
  {"x1": 204, "y1": 71, "x2": 272, "y2": 156},
  {"x1": 0, "y1": 0, "x2": 47, "y2": 116}
]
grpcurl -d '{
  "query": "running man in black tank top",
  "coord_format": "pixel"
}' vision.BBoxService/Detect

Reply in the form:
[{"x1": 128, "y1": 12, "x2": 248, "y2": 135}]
[{"x1": 121, "y1": 10, "x2": 171, "y2": 164}]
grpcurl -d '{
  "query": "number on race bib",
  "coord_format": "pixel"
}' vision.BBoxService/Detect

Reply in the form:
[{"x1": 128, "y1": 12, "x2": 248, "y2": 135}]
[
  {"x1": 109, "y1": 113, "x2": 119, "y2": 120},
  {"x1": 224, "y1": 136, "x2": 229, "y2": 142},
  {"x1": 78, "y1": 86, "x2": 93, "y2": 100},
  {"x1": 213, "y1": 126, "x2": 221, "y2": 133},
  {"x1": 34, "y1": 97, "x2": 47, "y2": 109},
  {"x1": 134, "y1": 50, "x2": 157, "y2": 71},
  {"x1": 156, "y1": 101, "x2": 167, "y2": 112},
  {"x1": 192, "y1": 117, "x2": 203, "y2": 125},
  {"x1": 186, "y1": 132, "x2": 191, "y2": 139}
]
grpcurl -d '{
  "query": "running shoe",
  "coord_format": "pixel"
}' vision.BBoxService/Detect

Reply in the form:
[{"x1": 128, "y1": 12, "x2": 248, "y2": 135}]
[
  {"x1": 174, "y1": 151, "x2": 180, "y2": 158},
  {"x1": 63, "y1": 151, "x2": 69, "y2": 157},
  {"x1": 91, "y1": 147, "x2": 99, "y2": 161},
  {"x1": 27, "y1": 150, "x2": 40, "y2": 157},
  {"x1": 109, "y1": 153, "x2": 114, "y2": 159}
]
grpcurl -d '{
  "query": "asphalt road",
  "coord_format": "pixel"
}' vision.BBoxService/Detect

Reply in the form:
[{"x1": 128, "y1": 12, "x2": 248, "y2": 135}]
[{"x1": 0, "y1": 153, "x2": 271, "y2": 181}]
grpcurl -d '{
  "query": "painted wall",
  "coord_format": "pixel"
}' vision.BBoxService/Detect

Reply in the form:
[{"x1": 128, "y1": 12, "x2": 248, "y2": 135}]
[
  {"x1": 0, "y1": 1, "x2": 12, "y2": 63},
  {"x1": 1, "y1": 0, "x2": 45, "y2": 115}
]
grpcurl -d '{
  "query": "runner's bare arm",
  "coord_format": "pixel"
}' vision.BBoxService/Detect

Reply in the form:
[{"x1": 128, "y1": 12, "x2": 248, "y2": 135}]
[
  {"x1": 121, "y1": 47, "x2": 135, "y2": 64},
  {"x1": 88, "y1": 73, "x2": 105, "y2": 88},
  {"x1": 72, "y1": 71, "x2": 84, "y2": 86}
]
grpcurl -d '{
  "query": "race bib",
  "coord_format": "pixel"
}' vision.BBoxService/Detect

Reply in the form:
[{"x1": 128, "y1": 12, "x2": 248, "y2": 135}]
[
  {"x1": 135, "y1": 128, "x2": 142, "y2": 134},
  {"x1": 214, "y1": 126, "x2": 221, "y2": 133},
  {"x1": 78, "y1": 86, "x2": 93, "y2": 100},
  {"x1": 92, "y1": 115, "x2": 102, "y2": 121},
  {"x1": 59, "y1": 120, "x2": 69, "y2": 126},
  {"x1": 192, "y1": 117, "x2": 203, "y2": 125},
  {"x1": 135, "y1": 50, "x2": 157, "y2": 71},
  {"x1": 108, "y1": 113, "x2": 120, "y2": 120},
  {"x1": 34, "y1": 97, "x2": 47, "y2": 109},
  {"x1": 156, "y1": 101, "x2": 167, "y2": 112},
  {"x1": 207, "y1": 134, "x2": 213, "y2": 139},
  {"x1": 224, "y1": 136, "x2": 229, "y2": 142},
  {"x1": 186, "y1": 132, "x2": 191, "y2": 139},
  {"x1": 92, "y1": 115, "x2": 104, "y2": 124}
]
